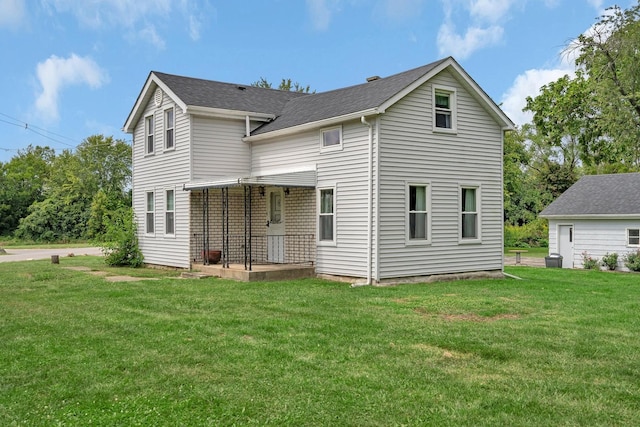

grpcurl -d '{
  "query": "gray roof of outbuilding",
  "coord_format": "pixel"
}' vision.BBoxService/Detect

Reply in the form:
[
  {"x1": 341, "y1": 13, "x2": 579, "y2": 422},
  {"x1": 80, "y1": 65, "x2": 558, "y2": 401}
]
[
  {"x1": 251, "y1": 58, "x2": 448, "y2": 135},
  {"x1": 539, "y1": 173, "x2": 640, "y2": 217},
  {"x1": 152, "y1": 71, "x2": 308, "y2": 115}
]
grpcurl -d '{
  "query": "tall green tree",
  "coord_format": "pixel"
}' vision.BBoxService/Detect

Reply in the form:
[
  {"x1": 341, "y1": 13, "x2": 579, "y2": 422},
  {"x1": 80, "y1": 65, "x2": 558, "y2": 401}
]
[
  {"x1": 252, "y1": 77, "x2": 315, "y2": 93},
  {"x1": 0, "y1": 145, "x2": 54, "y2": 235},
  {"x1": 16, "y1": 135, "x2": 131, "y2": 242},
  {"x1": 572, "y1": 3, "x2": 640, "y2": 170}
]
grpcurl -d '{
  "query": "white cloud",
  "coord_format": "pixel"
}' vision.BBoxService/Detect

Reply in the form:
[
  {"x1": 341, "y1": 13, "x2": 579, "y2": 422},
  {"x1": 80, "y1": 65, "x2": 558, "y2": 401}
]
[
  {"x1": 42, "y1": 0, "x2": 206, "y2": 47},
  {"x1": 437, "y1": 22, "x2": 503, "y2": 59},
  {"x1": 469, "y1": 0, "x2": 514, "y2": 23},
  {"x1": 34, "y1": 54, "x2": 109, "y2": 122},
  {"x1": 376, "y1": 0, "x2": 424, "y2": 22},
  {"x1": 138, "y1": 25, "x2": 166, "y2": 50},
  {"x1": 306, "y1": 0, "x2": 333, "y2": 31},
  {"x1": 0, "y1": 0, "x2": 26, "y2": 29}
]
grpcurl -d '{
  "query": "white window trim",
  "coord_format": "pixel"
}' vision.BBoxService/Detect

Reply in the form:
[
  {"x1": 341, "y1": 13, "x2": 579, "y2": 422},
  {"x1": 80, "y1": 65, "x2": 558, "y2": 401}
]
[
  {"x1": 317, "y1": 185, "x2": 337, "y2": 246},
  {"x1": 432, "y1": 85, "x2": 457, "y2": 134},
  {"x1": 145, "y1": 114, "x2": 155, "y2": 155},
  {"x1": 405, "y1": 181, "x2": 432, "y2": 246},
  {"x1": 145, "y1": 191, "x2": 155, "y2": 235},
  {"x1": 164, "y1": 108, "x2": 175, "y2": 151},
  {"x1": 627, "y1": 228, "x2": 640, "y2": 247},
  {"x1": 319, "y1": 126, "x2": 343, "y2": 153},
  {"x1": 165, "y1": 188, "x2": 175, "y2": 237},
  {"x1": 459, "y1": 184, "x2": 481, "y2": 244}
]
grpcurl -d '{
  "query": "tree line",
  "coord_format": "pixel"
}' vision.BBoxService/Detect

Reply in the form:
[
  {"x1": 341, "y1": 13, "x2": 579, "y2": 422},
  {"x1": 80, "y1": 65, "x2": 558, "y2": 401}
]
[{"x1": 504, "y1": 3, "x2": 640, "y2": 246}]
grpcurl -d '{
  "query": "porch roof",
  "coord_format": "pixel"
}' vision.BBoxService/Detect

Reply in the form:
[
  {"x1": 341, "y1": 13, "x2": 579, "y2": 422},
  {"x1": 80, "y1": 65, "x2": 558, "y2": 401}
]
[{"x1": 183, "y1": 166, "x2": 317, "y2": 190}]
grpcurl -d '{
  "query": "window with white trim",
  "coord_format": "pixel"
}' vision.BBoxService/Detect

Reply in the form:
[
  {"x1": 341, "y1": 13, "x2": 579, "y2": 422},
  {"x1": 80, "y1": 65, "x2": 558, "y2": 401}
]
[
  {"x1": 318, "y1": 187, "x2": 335, "y2": 243},
  {"x1": 165, "y1": 189, "x2": 175, "y2": 235},
  {"x1": 433, "y1": 86, "x2": 456, "y2": 132},
  {"x1": 164, "y1": 108, "x2": 174, "y2": 150},
  {"x1": 407, "y1": 183, "x2": 430, "y2": 243},
  {"x1": 146, "y1": 191, "x2": 155, "y2": 234},
  {"x1": 628, "y1": 228, "x2": 639, "y2": 246},
  {"x1": 145, "y1": 115, "x2": 154, "y2": 154},
  {"x1": 320, "y1": 127, "x2": 342, "y2": 152},
  {"x1": 461, "y1": 186, "x2": 480, "y2": 241}
]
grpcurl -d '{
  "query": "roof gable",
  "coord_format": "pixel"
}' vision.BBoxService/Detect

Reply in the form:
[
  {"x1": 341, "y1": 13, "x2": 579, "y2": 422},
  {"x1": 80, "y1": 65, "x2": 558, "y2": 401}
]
[{"x1": 540, "y1": 173, "x2": 640, "y2": 217}]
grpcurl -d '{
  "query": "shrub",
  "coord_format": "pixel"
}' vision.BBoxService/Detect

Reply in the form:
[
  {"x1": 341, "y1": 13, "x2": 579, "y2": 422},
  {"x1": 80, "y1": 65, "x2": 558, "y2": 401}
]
[
  {"x1": 624, "y1": 250, "x2": 640, "y2": 272},
  {"x1": 582, "y1": 251, "x2": 600, "y2": 270},
  {"x1": 504, "y1": 218, "x2": 549, "y2": 248},
  {"x1": 601, "y1": 252, "x2": 619, "y2": 271},
  {"x1": 100, "y1": 207, "x2": 143, "y2": 268}
]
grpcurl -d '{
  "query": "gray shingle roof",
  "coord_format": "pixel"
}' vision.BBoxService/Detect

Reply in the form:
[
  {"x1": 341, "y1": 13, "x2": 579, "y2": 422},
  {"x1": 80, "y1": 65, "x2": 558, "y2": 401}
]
[
  {"x1": 153, "y1": 71, "x2": 308, "y2": 115},
  {"x1": 539, "y1": 173, "x2": 640, "y2": 217},
  {"x1": 152, "y1": 57, "x2": 448, "y2": 135},
  {"x1": 251, "y1": 58, "x2": 448, "y2": 135}
]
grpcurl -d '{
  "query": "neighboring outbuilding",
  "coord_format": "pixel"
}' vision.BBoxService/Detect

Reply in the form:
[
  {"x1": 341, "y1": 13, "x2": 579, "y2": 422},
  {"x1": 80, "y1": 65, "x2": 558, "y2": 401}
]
[
  {"x1": 123, "y1": 56, "x2": 514, "y2": 283},
  {"x1": 539, "y1": 173, "x2": 640, "y2": 270}
]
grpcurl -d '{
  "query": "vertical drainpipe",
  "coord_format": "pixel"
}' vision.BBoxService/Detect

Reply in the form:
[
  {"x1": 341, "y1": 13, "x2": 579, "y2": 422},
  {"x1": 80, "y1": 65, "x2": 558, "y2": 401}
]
[{"x1": 361, "y1": 116, "x2": 373, "y2": 285}]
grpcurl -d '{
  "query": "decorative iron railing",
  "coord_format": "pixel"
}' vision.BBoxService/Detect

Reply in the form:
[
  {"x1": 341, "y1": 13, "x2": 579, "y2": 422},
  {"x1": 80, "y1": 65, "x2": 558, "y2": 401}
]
[{"x1": 192, "y1": 233, "x2": 315, "y2": 266}]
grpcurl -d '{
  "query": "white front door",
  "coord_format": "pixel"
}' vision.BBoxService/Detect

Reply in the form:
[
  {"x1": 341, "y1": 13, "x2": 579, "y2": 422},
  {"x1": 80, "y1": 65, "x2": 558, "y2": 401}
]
[
  {"x1": 558, "y1": 225, "x2": 574, "y2": 268},
  {"x1": 266, "y1": 188, "x2": 285, "y2": 263}
]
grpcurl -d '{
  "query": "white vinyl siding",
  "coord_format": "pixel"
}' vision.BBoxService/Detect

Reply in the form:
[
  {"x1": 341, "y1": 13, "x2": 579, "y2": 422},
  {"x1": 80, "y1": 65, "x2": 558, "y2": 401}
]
[
  {"x1": 377, "y1": 69, "x2": 503, "y2": 279},
  {"x1": 191, "y1": 116, "x2": 251, "y2": 180},
  {"x1": 252, "y1": 119, "x2": 375, "y2": 278},
  {"x1": 132, "y1": 88, "x2": 191, "y2": 268},
  {"x1": 548, "y1": 219, "x2": 640, "y2": 271}
]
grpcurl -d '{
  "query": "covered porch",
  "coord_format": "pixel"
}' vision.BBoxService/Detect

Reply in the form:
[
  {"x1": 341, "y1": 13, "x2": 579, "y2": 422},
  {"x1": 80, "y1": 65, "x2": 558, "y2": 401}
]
[{"x1": 185, "y1": 166, "x2": 317, "y2": 275}]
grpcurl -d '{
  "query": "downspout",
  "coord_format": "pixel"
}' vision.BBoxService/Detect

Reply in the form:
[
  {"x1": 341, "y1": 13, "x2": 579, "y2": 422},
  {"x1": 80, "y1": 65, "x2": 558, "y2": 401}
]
[
  {"x1": 245, "y1": 115, "x2": 251, "y2": 137},
  {"x1": 361, "y1": 116, "x2": 373, "y2": 285}
]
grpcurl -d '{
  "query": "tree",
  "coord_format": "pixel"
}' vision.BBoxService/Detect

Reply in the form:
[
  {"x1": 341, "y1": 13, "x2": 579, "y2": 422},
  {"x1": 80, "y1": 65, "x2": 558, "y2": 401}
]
[
  {"x1": 0, "y1": 145, "x2": 54, "y2": 235},
  {"x1": 570, "y1": 3, "x2": 640, "y2": 169},
  {"x1": 16, "y1": 135, "x2": 132, "y2": 242},
  {"x1": 251, "y1": 77, "x2": 315, "y2": 93}
]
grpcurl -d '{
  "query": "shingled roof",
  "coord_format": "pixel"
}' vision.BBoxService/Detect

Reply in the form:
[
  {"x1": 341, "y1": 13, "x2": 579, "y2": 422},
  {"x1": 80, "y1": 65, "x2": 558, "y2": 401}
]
[
  {"x1": 152, "y1": 71, "x2": 307, "y2": 115},
  {"x1": 539, "y1": 173, "x2": 640, "y2": 217}
]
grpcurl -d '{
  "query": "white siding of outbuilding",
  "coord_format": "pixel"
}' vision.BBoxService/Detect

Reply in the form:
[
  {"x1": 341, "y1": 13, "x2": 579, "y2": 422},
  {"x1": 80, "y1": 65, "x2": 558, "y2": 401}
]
[
  {"x1": 251, "y1": 119, "x2": 377, "y2": 278},
  {"x1": 548, "y1": 218, "x2": 640, "y2": 271},
  {"x1": 132, "y1": 88, "x2": 191, "y2": 268},
  {"x1": 377, "y1": 70, "x2": 504, "y2": 279}
]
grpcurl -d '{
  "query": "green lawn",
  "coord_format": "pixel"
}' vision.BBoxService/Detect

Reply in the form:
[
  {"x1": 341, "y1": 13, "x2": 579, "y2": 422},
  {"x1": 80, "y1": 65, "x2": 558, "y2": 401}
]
[{"x1": 1, "y1": 258, "x2": 639, "y2": 426}]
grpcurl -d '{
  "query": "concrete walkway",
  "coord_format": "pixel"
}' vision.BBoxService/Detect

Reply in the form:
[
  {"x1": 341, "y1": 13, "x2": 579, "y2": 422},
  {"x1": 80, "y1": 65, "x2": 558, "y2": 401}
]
[{"x1": 0, "y1": 247, "x2": 102, "y2": 263}]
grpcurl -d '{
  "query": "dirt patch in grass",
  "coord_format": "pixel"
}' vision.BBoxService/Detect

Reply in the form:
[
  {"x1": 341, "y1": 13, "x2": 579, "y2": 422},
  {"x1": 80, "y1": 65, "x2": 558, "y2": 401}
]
[{"x1": 62, "y1": 266, "x2": 159, "y2": 282}]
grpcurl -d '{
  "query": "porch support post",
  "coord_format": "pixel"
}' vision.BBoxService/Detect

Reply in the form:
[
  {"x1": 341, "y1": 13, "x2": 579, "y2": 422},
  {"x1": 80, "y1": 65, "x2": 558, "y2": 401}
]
[
  {"x1": 224, "y1": 188, "x2": 230, "y2": 268},
  {"x1": 244, "y1": 185, "x2": 248, "y2": 271},
  {"x1": 203, "y1": 189, "x2": 209, "y2": 265},
  {"x1": 249, "y1": 186, "x2": 253, "y2": 271},
  {"x1": 221, "y1": 187, "x2": 229, "y2": 268}
]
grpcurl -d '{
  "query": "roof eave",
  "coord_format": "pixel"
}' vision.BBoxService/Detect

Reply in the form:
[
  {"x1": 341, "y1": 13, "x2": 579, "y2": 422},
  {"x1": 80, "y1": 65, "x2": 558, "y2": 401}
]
[
  {"x1": 540, "y1": 213, "x2": 640, "y2": 219},
  {"x1": 186, "y1": 106, "x2": 275, "y2": 121},
  {"x1": 242, "y1": 108, "x2": 380, "y2": 143}
]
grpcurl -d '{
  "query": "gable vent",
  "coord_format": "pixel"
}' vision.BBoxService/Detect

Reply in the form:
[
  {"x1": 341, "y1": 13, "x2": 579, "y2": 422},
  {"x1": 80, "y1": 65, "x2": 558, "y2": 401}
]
[{"x1": 154, "y1": 88, "x2": 163, "y2": 107}]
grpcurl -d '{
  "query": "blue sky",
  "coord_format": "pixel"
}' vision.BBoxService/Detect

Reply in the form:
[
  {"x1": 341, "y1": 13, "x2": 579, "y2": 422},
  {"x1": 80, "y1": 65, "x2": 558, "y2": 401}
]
[{"x1": 0, "y1": 0, "x2": 630, "y2": 162}]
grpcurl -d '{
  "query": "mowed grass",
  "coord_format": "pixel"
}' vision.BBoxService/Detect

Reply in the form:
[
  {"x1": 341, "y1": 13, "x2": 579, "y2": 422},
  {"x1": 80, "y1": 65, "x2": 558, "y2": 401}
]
[{"x1": 1, "y1": 258, "x2": 639, "y2": 426}]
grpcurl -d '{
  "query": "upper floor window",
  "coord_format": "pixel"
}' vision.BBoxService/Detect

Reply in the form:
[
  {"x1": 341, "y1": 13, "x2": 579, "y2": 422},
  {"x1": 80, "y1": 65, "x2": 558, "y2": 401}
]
[
  {"x1": 146, "y1": 191, "x2": 155, "y2": 234},
  {"x1": 461, "y1": 186, "x2": 480, "y2": 242},
  {"x1": 628, "y1": 228, "x2": 640, "y2": 246},
  {"x1": 318, "y1": 187, "x2": 335, "y2": 244},
  {"x1": 165, "y1": 189, "x2": 175, "y2": 235},
  {"x1": 164, "y1": 108, "x2": 174, "y2": 150},
  {"x1": 407, "y1": 183, "x2": 431, "y2": 243},
  {"x1": 320, "y1": 127, "x2": 343, "y2": 152},
  {"x1": 145, "y1": 115, "x2": 154, "y2": 154},
  {"x1": 433, "y1": 86, "x2": 456, "y2": 132}
]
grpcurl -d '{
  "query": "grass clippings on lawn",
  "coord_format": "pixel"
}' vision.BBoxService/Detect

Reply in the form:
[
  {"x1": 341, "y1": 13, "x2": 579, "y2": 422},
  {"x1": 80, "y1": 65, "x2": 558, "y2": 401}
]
[{"x1": 1, "y1": 258, "x2": 639, "y2": 426}]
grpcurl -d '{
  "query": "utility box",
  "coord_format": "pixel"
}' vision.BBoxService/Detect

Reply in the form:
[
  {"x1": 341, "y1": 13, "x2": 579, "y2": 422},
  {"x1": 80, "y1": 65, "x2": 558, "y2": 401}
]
[{"x1": 545, "y1": 253, "x2": 563, "y2": 268}]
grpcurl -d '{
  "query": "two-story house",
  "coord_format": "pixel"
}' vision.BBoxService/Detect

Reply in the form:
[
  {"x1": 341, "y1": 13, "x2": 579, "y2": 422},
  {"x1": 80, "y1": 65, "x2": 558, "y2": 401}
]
[{"x1": 124, "y1": 56, "x2": 514, "y2": 283}]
